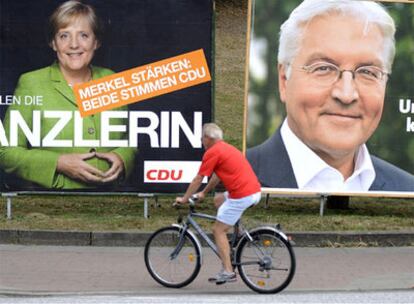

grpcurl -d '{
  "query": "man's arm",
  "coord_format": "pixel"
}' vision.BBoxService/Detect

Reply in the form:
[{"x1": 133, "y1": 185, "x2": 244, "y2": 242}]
[
  {"x1": 176, "y1": 174, "x2": 204, "y2": 204},
  {"x1": 196, "y1": 173, "x2": 220, "y2": 200}
]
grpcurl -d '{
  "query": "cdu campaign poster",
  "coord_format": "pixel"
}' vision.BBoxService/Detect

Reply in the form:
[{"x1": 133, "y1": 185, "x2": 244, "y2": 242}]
[{"x1": 0, "y1": 0, "x2": 213, "y2": 193}]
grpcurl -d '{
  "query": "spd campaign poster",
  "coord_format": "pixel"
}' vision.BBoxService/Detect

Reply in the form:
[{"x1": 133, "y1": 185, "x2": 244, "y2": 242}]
[
  {"x1": 245, "y1": 0, "x2": 414, "y2": 195},
  {"x1": 0, "y1": 0, "x2": 213, "y2": 193}
]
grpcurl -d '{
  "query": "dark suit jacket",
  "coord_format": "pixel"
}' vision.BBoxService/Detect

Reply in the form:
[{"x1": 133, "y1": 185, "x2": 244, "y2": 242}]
[{"x1": 246, "y1": 129, "x2": 414, "y2": 192}]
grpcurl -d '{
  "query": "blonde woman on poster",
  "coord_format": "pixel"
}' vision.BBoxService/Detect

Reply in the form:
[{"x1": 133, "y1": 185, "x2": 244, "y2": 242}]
[{"x1": 0, "y1": 1, "x2": 136, "y2": 189}]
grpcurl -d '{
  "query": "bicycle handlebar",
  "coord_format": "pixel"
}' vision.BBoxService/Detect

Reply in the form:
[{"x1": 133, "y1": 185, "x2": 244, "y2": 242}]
[
  {"x1": 188, "y1": 194, "x2": 199, "y2": 205},
  {"x1": 173, "y1": 194, "x2": 199, "y2": 209}
]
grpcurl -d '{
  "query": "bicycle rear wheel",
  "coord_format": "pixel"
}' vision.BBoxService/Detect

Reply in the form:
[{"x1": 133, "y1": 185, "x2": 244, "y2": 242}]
[
  {"x1": 236, "y1": 229, "x2": 296, "y2": 294},
  {"x1": 144, "y1": 226, "x2": 201, "y2": 288}
]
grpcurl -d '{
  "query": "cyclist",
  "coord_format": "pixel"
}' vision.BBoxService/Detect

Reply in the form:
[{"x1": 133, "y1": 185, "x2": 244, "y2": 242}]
[{"x1": 176, "y1": 123, "x2": 261, "y2": 284}]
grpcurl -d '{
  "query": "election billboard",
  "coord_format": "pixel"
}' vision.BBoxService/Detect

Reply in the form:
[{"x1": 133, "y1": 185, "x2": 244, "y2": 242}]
[
  {"x1": 245, "y1": 0, "x2": 414, "y2": 195},
  {"x1": 0, "y1": 0, "x2": 213, "y2": 192}
]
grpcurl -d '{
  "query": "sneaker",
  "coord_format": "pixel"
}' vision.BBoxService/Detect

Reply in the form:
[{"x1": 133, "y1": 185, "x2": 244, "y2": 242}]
[
  {"x1": 208, "y1": 270, "x2": 237, "y2": 285},
  {"x1": 208, "y1": 266, "x2": 224, "y2": 283}
]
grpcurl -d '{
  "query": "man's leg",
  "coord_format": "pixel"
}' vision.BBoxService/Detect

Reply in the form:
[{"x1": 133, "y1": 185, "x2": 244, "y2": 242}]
[
  {"x1": 213, "y1": 192, "x2": 225, "y2": 209},
  {"x1": 213, "y1": 220, "x2": 232, "y2": 273},
  {"x1": 209, "y1": 192, "x2": 240, "y2": 283}
]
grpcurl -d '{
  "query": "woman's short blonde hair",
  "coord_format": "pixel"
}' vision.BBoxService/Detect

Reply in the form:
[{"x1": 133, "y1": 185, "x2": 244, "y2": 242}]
[{"x1": 48, "y1": 0, "x2": 102, "y2": 46}]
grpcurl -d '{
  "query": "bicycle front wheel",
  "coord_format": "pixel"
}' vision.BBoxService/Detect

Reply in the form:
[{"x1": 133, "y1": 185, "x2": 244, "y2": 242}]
[
  {"x1": 236, "y1": 229, "x2": 296, "y2": 294},
  {"x1": 144, "y1": 226, "x2": 201, "y2": 288}
]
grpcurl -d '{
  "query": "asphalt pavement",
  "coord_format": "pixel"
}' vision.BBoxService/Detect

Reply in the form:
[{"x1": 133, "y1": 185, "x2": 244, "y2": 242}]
[
  {"x1": 1, "y1": 291, "x2": 414, "y2": 304},
  {"x1": 0, "y1": 245, "x2": 413, "y2": 295}
]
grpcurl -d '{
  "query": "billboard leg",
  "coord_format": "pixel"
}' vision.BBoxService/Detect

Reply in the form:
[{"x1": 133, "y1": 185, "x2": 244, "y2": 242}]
[
  {"x1": 6, "y1": 197, "x2": 12, "y2": 219},
  {"x1": 264, "y1": 194, "x2": 270, "y2": 209},
  {"x1": 320, "y1": 195, "x2": 327, "y2": 216},
  {"x1": 3, "y1": 193, "x2": 17, "y2": 220},
  {"x1": 144, "y1": 197, "x2": 149, "y2": 219},
  {"x1": 138, "y1": 193, "x2": 154, "y2": 219}
]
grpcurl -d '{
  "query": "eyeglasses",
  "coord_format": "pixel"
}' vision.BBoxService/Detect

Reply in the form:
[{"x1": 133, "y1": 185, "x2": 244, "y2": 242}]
[{"x1": 300, "y1": 62, "x2": 389, "y2": 87}]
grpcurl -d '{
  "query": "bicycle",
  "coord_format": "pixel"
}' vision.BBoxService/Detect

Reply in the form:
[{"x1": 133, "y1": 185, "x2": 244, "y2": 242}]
[{"x1": 144, "y1": 196, "x2": 296, "y2": 294}]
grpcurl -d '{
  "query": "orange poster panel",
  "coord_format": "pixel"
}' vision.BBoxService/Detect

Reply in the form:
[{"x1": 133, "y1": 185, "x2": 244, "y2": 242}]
[{"x1": 74, "y1": 49, "x2": 211, "y2": 117}]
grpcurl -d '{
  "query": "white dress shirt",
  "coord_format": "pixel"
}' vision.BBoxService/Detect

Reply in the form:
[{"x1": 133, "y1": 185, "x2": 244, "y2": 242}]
[{"x1": 280, "y1": 119, "x2": 376, "y2": 191}]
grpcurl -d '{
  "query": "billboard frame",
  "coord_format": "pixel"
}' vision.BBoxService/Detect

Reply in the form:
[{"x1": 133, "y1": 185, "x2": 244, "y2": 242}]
[
  {"x1": 0, "y1": 0, "x2": 215, "y2": 194},
  {"x1": 243, "y1": 0, "x2": 414, "y2": 198}
]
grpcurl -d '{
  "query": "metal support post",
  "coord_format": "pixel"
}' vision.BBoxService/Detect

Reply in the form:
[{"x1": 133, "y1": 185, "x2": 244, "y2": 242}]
[
  {"x1": 144, "y1": 197, "x2": 149, "y2": 219},
  {"x1": 264, "y1": 194, "x2": 270, "y2": 209},
  {"x1": 138, "y1": 193, "x2": 154, "y2": 219},
  {"x1": 7, "y1": 197, "x2": 11, "y2": 219},
  {"x1": 154, "y1": 196, "x2": 160, "y2": 208},
  {"x1": 3, "y1": 193, "x2": 17, "y2": 219},
  {"x1": 320, "y1": 195, "x2": 327, "y2": 216}
]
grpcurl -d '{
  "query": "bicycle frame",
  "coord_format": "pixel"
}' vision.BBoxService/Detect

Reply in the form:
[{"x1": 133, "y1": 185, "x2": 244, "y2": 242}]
[{"x1": 172, "y1": 207, "x2": 252, "y2": 264}]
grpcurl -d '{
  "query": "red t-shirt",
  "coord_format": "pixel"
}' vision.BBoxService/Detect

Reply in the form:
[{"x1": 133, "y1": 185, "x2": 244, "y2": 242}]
[{"x1": 198, "y1": 141, "x2": 261, "y2": 199}]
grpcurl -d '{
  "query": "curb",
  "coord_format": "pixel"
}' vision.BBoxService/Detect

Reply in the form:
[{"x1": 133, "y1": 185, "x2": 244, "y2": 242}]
[
  {"x1": 1, "y1": 229, "x2": 413, "y2": 247},
  {"x1": 289, "y1": 231, "x2": 414, "y2": 247}
]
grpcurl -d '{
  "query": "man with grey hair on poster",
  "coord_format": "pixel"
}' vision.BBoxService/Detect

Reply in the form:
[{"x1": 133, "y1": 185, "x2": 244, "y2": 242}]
[{"x1": 247, "y1": 0, "x2": 414, "y2": 192}]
